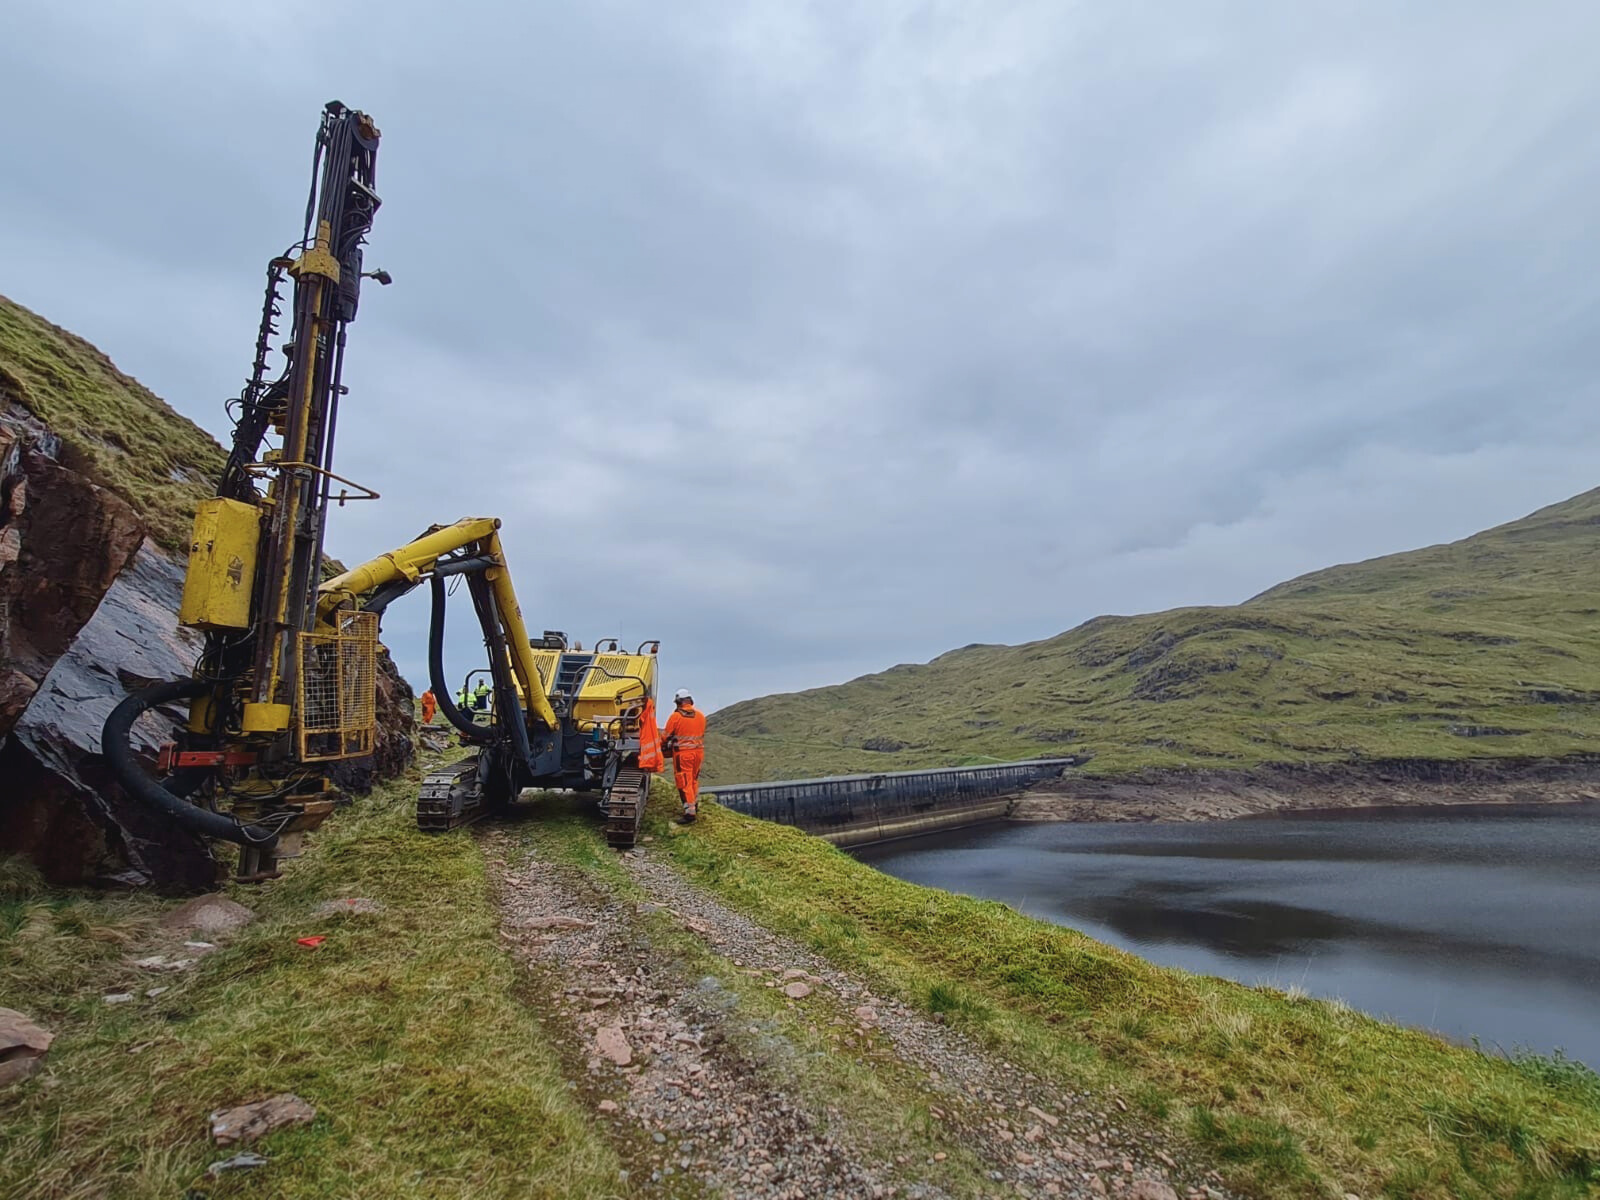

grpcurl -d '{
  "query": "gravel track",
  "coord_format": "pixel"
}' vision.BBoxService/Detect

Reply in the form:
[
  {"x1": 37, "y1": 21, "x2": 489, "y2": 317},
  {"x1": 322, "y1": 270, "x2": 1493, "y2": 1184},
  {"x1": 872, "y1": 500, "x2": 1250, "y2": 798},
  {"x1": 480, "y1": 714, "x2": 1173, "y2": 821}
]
[{"x1": 486, "y1": 827, "x2": 1227, "y2": 1200}]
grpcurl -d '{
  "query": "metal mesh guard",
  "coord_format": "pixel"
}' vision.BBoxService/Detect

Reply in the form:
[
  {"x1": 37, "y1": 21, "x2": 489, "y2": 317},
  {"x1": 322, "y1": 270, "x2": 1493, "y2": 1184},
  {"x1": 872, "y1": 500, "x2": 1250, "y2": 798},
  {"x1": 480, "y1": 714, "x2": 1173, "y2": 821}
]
[{"x1": 297, "y1": 610, "x2": 378, "y2": 762}]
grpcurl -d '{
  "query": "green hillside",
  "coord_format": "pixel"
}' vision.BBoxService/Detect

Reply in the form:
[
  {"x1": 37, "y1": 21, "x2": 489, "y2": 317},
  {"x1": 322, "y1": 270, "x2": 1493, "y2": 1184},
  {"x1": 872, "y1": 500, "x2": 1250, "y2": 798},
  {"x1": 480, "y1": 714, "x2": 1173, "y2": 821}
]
[
  {"x1": 0, "y1": 294, "x2": 223, "y2": 549},
  {"x1": 707, "y1": 489, "x2": 1600, "y2": 782}
]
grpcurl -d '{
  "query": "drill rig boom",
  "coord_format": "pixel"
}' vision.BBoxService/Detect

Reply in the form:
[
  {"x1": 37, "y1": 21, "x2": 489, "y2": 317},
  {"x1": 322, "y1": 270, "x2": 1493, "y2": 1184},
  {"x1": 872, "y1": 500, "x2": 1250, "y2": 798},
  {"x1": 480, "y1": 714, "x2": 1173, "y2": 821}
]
[{"x1": 319, "y1": 519, "x2": 660, "y2": 844}]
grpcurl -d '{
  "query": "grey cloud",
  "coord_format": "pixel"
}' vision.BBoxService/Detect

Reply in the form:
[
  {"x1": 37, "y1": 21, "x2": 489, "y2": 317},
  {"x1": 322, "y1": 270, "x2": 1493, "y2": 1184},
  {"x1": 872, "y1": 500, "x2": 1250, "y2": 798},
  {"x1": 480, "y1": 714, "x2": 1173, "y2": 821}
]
[{"x1": 4, "y1": 0, "x2": 1600, "y2": 715}]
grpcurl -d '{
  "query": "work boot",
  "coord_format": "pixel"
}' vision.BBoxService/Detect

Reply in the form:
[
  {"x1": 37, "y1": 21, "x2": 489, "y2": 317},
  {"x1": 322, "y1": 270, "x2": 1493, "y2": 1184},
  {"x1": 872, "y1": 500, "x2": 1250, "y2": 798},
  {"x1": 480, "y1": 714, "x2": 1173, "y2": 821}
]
[{"x1": 677, "y1": 807, "x2": 697, "y2": 824}]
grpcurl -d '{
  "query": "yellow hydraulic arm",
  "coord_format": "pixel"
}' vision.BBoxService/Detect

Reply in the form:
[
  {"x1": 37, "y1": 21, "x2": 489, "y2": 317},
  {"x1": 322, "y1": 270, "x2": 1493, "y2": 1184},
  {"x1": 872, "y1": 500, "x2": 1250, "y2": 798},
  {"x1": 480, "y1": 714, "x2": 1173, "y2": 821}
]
[{"x1": 317, "y1": 517, "x2": 559, "y2": 729}]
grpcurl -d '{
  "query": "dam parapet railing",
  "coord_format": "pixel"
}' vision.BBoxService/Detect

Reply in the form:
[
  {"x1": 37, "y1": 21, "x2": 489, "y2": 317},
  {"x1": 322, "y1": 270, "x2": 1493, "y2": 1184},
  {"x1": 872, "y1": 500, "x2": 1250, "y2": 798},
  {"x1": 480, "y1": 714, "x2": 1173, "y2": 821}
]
[{"x1": 705, "y1": 757, "x2": 1084, "y2": 848}]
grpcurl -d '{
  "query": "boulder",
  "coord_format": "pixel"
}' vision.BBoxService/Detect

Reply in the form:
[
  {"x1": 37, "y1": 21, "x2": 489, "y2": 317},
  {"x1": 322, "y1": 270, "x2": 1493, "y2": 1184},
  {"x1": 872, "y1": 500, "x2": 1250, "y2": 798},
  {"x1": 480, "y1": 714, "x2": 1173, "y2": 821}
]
[
  {"x1": 594, "y1": 1025, "x2": 633, "y2": 1066},
  {"x1": 0, "y1": 1007, "x2": 54, "y2": 1087},
  {"x1": 161, "y1": 894, "x2": 257, "y2": 935},
  {"x1": 208, "y1": 1094, "x2": 317, "y2": 1146},
  {"x1": 207, "y1": 1152, "x2": 269, "y2": 1176}
]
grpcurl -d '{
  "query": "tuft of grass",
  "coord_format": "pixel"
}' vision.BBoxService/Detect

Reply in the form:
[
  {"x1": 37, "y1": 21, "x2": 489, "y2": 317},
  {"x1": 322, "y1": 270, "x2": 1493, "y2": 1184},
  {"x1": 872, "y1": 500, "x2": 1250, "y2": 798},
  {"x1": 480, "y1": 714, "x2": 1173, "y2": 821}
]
[
  {"x1": 0, "y1": 855, "x2": 47, "y2": 900},
  {"x1": 926, "y1": 980, "x2": 992, "y2": 1024},
  {"x1": 1192, "y1": 1107, "x2": 1311, "y2": 1183},
  {"x1": 705, "y1": 486, "x2": 1600, "y2": 784},
  {"x1": 1509, "y1": 1049, "x2": 1600, "y2": 1109},
  {"x1": 0, "y1": 771, "x2": 620, "y2": 1200},
  {"x1": 1132, "y1": 1083, "x2": 1170, "y2": 1119},
  {"x1": 657, "y1": 793, "x2": 1600, "y2": 1199}
]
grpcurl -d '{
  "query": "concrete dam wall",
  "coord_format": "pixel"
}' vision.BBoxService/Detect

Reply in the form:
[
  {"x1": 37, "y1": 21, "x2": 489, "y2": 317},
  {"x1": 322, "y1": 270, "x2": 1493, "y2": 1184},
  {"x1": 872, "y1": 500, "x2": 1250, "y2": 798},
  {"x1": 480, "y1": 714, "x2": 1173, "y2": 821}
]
[{"x1": 706, "y1": 758, "x2": 1083, "y2": 847}]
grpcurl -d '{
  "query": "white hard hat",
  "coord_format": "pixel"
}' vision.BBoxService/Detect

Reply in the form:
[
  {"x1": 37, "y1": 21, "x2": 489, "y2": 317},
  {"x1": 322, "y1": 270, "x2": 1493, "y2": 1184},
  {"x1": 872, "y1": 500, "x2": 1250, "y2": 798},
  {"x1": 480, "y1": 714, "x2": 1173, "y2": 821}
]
[{"x1": 673, "y1": 688, "x2": 693, "y2": 702}]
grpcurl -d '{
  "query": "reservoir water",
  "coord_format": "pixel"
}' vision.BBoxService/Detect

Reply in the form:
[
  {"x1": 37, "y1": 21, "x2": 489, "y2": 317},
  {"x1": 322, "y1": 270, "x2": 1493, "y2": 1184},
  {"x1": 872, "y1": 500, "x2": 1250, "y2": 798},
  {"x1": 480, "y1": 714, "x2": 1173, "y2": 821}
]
[{"x1": 854, "y1": 803, "x2": 1600, "y2": 1065}]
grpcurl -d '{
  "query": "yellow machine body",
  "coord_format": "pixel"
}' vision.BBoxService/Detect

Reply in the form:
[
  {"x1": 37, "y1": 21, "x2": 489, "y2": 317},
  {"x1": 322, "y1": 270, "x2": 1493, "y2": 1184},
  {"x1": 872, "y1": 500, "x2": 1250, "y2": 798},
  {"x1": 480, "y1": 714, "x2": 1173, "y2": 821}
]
[
  {"x1": 240, "y1": 702, "x2": 293, "y2": 733},
  {"x1": 178, "y1": 498, "x2": 260, "y2": 631},
  {"x1": 527, "y1": 648, "x2": 658, "y2": 733}
]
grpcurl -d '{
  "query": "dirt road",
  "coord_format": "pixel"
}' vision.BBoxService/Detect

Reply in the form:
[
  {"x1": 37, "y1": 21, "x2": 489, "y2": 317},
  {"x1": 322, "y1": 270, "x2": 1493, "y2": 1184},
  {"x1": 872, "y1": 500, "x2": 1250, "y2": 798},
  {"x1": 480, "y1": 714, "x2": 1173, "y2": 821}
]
[{"x1": 486, "y1": 822, "x2": 1225, "y2": 1200}]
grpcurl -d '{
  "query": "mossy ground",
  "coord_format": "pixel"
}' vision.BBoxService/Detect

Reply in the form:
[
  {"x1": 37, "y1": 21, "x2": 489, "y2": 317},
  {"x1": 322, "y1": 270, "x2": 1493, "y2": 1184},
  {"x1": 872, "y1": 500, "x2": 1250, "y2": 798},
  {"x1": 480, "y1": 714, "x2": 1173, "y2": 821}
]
[
  {"x1": 661, "y1": 792, "x2": 1600, "y2": 1199},
  {"x1": 707, "y1": 488, "x2": 1600, "y2": 783},
  {"x1": 0, "y1": 772, "x2": 619, "y2": 1200},
  {"x1": 5, "y1": 778, "x2": 1596, "y2": 1199}
]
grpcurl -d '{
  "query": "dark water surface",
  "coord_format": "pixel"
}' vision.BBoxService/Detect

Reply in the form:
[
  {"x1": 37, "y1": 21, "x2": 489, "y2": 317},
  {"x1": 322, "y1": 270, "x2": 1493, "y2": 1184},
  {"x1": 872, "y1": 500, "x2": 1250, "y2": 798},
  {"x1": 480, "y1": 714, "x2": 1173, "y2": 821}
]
[{"x1": 854, "y1": 803, "x2": 1600, "y2": 1065}]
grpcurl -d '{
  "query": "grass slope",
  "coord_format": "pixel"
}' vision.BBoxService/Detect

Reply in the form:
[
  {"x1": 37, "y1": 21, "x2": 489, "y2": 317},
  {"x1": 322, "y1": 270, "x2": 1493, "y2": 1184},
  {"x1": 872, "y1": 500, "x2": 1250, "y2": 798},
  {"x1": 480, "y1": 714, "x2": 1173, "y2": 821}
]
[
  {"x1": 708, "y1": 489, "x2": 1600, "y2": 781},
  {"x1": 0, "y1": 294, "x2": 223, "y2": 549},
  {"x1": 0, "y1": 772, "x2": 619, "y2": 1200},
  {"x1": 659, "y1": 794, "x2": 1600, "y2": 1199},
  {"x1": 4, "y1": 771, "x2": 1595, "y2": 1199}
]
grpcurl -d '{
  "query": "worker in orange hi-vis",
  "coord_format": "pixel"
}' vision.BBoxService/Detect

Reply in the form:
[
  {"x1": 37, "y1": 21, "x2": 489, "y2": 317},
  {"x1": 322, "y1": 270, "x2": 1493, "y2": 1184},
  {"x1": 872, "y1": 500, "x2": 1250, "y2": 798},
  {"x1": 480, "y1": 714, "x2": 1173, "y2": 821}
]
[
  {"x1": 419, "y1": 688, "x2": 437, "y2": 726},
  {"x1": 662, "y1": 688, "x2": 706, "y2": 823}
]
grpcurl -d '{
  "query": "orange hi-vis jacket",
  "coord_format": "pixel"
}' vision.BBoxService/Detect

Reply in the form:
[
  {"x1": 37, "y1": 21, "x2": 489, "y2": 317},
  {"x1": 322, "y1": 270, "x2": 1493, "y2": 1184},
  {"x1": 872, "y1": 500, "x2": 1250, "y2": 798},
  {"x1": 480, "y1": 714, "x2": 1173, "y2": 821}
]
[
  {"x1": 637, "y1": 699, "x2": 664, "y2": 772},
  {"x1": 664, "y1": 705, "x2": 706, "y2": 811},
  {"x1": 662, "y1": 706, "x2": 706, "y2": 752}
]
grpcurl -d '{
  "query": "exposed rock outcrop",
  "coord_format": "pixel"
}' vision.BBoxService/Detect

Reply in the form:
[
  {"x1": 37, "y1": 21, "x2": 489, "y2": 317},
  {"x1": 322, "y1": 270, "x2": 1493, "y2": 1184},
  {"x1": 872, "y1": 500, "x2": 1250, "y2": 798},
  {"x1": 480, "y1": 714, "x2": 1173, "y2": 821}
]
[
  {"x1": 0, "y1": 296, "x2": 416, "y2": 888},
  {"x1": 0, "y1": 405, "x2": 145, "y2": 739},
  {"x1": 1010, "y1": 757, "x2": 1600, "y2": 823},
  {"x1": 0, "y1": 540, "x2": 215, "y2": 888}
]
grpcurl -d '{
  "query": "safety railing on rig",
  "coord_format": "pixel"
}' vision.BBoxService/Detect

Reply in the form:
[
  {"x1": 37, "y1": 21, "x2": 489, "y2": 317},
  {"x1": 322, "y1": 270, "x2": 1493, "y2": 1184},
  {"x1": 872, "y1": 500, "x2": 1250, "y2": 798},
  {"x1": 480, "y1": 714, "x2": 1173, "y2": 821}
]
[
  {"x1": 706, "y1": 756, "x2": 1084, "y2": 843},
  {"x1": 297, "y1": 610, "x2": 379, "y2": 762}
]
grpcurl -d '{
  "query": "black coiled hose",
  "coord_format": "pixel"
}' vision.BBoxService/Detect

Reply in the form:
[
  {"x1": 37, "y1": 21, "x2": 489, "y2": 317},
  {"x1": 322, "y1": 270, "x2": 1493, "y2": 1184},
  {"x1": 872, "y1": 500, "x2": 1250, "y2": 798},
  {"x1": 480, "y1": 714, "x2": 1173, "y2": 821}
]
[{"x1": 100, "y1": 679, "x2": 280, "y2": 849}]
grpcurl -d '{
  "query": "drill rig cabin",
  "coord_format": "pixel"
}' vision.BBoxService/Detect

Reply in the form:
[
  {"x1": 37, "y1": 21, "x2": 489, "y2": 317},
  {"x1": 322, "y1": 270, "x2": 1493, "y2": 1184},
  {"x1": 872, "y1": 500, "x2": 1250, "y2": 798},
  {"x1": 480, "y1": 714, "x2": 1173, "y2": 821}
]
[{"x1": 102, "y1": 103, "x2": 660, "y2": 880}]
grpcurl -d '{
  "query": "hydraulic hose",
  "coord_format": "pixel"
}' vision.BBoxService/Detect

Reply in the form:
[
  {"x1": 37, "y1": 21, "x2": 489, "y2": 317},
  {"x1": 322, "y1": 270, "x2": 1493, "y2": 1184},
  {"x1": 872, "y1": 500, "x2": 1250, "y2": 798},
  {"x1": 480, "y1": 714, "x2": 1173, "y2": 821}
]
[
  {"x1": 101, "y1": 679, "x2": 280, "y2": 849},
  {"x1": 464, "y1": 569, "x2": 538, "y2": 773},
  {"x1": 429, "y1": 572, "x2": 491, "y2": 743}
]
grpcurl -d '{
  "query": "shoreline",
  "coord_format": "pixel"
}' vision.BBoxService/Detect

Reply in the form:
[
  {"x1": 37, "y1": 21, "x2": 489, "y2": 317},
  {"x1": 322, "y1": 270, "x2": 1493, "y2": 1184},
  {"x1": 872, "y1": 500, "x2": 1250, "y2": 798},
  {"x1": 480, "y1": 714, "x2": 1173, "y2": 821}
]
[{"x1": 1010, "y1": 755, "x2": 1600, "y2": 823}]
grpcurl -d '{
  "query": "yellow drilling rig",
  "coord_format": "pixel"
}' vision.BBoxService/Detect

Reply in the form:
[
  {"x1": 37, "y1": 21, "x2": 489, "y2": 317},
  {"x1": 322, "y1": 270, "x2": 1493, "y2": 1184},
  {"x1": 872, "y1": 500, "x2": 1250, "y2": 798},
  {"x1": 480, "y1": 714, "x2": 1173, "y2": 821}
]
[{"x1": 103, "y1": 103, "x2": 659, "y2": 880}]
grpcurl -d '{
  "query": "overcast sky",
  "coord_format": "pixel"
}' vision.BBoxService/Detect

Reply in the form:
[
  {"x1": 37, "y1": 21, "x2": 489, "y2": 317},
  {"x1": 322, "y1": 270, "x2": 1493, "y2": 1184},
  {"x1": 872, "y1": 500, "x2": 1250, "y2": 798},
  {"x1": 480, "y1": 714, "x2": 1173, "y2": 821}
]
[{"x1": 5, "y1": 1, "x2": 1600, "y2": 712}]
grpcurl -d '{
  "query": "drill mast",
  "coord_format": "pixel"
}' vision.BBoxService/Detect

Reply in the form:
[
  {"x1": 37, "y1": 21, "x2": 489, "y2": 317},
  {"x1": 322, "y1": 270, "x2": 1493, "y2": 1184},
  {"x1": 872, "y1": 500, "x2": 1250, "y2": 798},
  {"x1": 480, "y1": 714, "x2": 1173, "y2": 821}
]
[{"x1": 104, "y1": 103, "x2": 386, "y2": 880}]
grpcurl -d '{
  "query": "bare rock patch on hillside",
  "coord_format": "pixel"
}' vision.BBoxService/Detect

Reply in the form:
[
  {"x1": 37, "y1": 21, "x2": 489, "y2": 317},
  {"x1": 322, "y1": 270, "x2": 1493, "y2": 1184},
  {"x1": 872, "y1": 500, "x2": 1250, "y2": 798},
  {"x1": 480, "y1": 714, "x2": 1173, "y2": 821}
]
[{"x1": 1012, "y1": 758, "x2": 1600, "y2": 823}]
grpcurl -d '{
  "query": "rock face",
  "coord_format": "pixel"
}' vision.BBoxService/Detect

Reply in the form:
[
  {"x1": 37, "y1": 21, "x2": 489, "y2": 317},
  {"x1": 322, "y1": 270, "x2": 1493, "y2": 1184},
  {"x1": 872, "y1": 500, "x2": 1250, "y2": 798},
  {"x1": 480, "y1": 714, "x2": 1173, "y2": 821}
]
[
  {"x1": 0, "y1": 540, "x2": 215, "y2": 888},
  {"x1": 0, "y1": 406, "x2": 144, "y2": 738},
  {"x1": 0, "y1": 507, "x2": 416, "y2": 886},
  {"x1": 0, "y1": 301, "x2": 416, "y2": 889}
]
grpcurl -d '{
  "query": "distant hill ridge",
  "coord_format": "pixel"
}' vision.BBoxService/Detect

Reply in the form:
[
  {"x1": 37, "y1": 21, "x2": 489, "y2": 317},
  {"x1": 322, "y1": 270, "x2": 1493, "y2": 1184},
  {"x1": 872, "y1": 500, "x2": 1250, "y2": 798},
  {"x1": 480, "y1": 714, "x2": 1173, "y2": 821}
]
[{"x1": 706, "y1": 489, "x2": 1600, "y2": 782}]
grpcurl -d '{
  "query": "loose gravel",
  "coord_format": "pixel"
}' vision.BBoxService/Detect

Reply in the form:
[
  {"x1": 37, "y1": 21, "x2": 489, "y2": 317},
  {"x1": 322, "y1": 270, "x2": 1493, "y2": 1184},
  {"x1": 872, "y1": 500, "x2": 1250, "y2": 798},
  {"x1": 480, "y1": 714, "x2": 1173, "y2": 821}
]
[{"x1": 487, "y1": 828, "x2": 1230, "y2": 1200}]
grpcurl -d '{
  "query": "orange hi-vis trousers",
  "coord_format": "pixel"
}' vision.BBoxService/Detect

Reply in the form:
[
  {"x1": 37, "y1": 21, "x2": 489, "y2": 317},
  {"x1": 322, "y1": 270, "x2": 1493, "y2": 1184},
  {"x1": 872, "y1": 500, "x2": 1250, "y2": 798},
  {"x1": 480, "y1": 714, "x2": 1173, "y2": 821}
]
[{"x1": 674, "y1": 748, "x2": 704, "y2": 812}]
